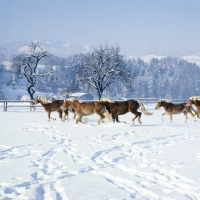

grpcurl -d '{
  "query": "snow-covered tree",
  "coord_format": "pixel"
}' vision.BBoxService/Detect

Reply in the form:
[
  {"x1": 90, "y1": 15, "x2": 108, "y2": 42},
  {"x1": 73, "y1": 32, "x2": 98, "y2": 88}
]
[
  {"x1": 72, "y1": 44, "x2": 132, "y2": 99},
  {"x1": 13, "y1": 42, "x2": 52, "y2": 100}
]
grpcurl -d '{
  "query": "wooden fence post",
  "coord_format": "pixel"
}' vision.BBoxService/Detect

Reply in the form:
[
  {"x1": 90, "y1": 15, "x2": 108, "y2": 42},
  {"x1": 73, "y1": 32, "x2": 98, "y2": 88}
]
[
  {"x1": 30, "y1": 101, "x2": 35, "y2": 111},
  {"x1": 4, "y1": 101, "x2": 7, "y2": 111}
]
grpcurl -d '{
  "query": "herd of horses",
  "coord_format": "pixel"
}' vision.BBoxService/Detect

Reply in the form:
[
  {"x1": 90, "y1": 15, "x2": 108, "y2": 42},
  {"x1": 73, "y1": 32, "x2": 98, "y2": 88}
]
[{"x1": 33, "y1": 96, "x2": 200, "y2": 124}]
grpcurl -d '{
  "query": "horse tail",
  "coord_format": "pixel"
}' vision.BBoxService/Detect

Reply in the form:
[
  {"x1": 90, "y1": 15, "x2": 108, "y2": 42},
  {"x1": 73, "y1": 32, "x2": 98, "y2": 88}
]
[
  {"x1": 190, "y1": 105, "x2": 197, "y2": 113},
  {"x1": 137, "y1": 101, "x2": 153, "y2": 116},
  {"x1": 101, "y1": 103, "x2": 111, "y2": 113},
  {"x1": 189, "y1": 105, "x2": 200, "y2": 118}
]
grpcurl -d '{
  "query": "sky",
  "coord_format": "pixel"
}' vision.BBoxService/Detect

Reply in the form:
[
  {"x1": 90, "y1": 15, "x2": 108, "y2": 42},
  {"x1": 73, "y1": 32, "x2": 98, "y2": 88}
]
[{"x1": 1, "y1": 0, "x2": 200, "y2": 57}]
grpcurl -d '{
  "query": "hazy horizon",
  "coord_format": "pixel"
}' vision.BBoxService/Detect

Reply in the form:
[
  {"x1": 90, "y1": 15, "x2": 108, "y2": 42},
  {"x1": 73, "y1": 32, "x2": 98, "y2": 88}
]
[{"x1": 1, "y1": 0, "x2": 200, "y2": 57}]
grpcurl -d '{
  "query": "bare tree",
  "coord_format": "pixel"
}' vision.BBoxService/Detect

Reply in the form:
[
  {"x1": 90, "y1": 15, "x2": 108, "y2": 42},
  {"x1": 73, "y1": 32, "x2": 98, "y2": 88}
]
[
  {"x1": 73, "y1": 44, "x2": 132, "y2": 98},
  {"x1": 13, "y1": 42, "x2": 53, "y2": 100}
]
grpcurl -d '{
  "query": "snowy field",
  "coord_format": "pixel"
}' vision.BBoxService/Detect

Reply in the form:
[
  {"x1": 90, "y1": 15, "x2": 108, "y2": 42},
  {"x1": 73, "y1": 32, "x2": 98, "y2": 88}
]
[{"x1": 0, "y1": 104, "x2": 200, "y2": 200}]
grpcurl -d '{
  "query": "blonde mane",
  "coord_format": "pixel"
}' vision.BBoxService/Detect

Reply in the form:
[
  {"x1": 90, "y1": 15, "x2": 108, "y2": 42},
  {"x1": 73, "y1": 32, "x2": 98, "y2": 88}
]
[
  {"x1": 158, "y1": 99, "x2": 172, "y2": 103},
  {"x1": 37, "y1": 96, "x2": 53, "y2": 104},
  {"x1": 64, "y1": 98, "x2": 75, "y2": 102},
  {"x1": 189, "y1": 96, "x2": 200, "y2": 101},
  {"x1": 99, "y1": 98, "x2": 115, "y2": 103}
]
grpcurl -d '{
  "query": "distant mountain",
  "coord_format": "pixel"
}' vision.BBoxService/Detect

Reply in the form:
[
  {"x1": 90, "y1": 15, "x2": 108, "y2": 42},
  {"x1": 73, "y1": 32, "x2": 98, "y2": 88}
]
[
  {"x1": 0, "y1": 40, "x2": 90, "y2": 57},
  {"x1": 139, "y1": 55, "x2": 200, "y2": 67},
  {"x1": 1, "y1": 41, "x2": 200, "y2": 67},
  {"x1": 141, "y1": 55, "x2": 166, "y2": 64},
  {"x1": 182, "y1": 55, "x2": 200, "y2": 67}
]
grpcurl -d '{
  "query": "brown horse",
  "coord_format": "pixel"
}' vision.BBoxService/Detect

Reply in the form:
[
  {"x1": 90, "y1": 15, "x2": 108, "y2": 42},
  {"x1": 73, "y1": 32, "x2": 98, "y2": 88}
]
[
  {"x1": 33, "y1": 96, "x2": 75, "y2": 122},
  {"x1": 155, "y1": 99, "x2": 198, "y2": 123},
  {"x1": 61, "y1": 98, "x2": 112, "y2": 124},
  {"x1": 99, "y1": 98, "x2": 153, "y2": 124},
  {"x1": 186, "y1": 96, "x2": 200, "y2": 118}
]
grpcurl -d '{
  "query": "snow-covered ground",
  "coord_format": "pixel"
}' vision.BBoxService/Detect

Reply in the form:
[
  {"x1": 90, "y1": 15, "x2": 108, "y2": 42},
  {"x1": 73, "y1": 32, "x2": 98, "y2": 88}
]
[{"x1": 0, "y1": 104, "x2": 200, "y2": 200}]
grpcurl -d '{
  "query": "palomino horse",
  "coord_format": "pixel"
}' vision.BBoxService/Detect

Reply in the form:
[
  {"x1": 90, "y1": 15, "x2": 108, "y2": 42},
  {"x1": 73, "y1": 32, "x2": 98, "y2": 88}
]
[
  {"x1": 99, "y1": 98, "x2": 153, "y2": 124},
  {"x1": 33, "y1": 96, "x2": 75, "y2": 122},
  {"x1": 155, "y1": 99, "x2": 198, "y2": 123},
  {"x1": 186, "y1": 96, "x2": 200, "y2": 118},
  {"x1": 61, "y1": 98, "x2": 112, "y2": 124}
]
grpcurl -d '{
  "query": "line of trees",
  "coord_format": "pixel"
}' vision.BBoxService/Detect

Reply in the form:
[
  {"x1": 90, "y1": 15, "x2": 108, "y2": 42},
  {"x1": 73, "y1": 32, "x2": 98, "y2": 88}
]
[{"x1": 0, "y1": 42, "x2": 200, "y2": 100}]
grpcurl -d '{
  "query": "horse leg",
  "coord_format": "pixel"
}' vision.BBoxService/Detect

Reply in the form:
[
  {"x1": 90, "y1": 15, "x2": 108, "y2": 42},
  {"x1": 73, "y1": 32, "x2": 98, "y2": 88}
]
[
  {"x1": 102, "y1": 111, "x2": 113, "y2": 122},
  {"x1": 116, "y1": 116, "x2": 126, "y2": 123},
  {"x1": 116, "y1": 116, "x2": 121, "y2": 123},
  {"x1": 111, "y1": 113, "x2": 117, "y2": 122},
  {"x1": 58, "y1": 109, "x2": 63, "y2": 121},
  {"x1": 48, "y1": 111, "x2": 56, "y2": 121},
  {"x1": 131, "y1": 111, "x2": 141, "y2": 124},
  {"x1": 76, "y1": 114, "x2": 86, "y2": 124},
  {"x1": 63, "y1": 109, "x2": 69, "y2": 122},
  {"x1": 162, "y1": 112, "x2": 168, "y2": 122},
  {"x1": 47, "y1": 111, "x2": 50, "y2": 122},
  {"x1": 76, "y1": 114, "x2": 81, "y2": 124},
  {"x1": 189, "y1": 111, "x2": 196, "y2": 122},
  {"x1": 137, "y1": 112, "x2": 142, "y2": 124},
  {"x1": 170, "y1": 114, "x2": 173, "y2": 123},
  {"x1": 96, "y1": 113, "x2": 105, "y2": 124},
  {"x1": 183, "y1": 111, "x2": 188, "y2": 123}
]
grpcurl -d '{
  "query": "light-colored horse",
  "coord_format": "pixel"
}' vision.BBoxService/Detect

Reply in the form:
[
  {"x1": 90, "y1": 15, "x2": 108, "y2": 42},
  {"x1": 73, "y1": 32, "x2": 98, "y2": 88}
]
[
  {"x1": 33, "y1": 96, "x2": 75, "y2": 122},
  {"x1": 61, "y1": 98, "x2": 112, "y2": 124},
  {"x1": 155, "y1": 99, "x2": 198, "y2": 123},
  {"x1": 186, "y1": 96, "x2": 200, "y2": 118}
]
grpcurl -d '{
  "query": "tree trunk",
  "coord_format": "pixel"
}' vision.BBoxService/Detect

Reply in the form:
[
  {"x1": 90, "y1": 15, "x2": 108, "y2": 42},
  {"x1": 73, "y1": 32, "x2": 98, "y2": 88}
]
[{"x1": 27, "y1": 84, "x2": 35, "y2": 100}]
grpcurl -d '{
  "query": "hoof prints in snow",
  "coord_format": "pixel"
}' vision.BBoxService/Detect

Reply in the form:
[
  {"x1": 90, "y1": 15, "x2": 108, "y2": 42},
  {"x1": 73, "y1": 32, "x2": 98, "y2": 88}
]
[{"x1": 0, "y1": 110, "x2": 200, "y2": 200}]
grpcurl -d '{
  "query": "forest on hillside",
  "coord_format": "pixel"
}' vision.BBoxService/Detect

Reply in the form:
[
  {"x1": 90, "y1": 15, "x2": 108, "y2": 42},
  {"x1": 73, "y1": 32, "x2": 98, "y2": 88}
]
[{"x1": 0, "y1": 45, "x2": 200, "y2": 100}]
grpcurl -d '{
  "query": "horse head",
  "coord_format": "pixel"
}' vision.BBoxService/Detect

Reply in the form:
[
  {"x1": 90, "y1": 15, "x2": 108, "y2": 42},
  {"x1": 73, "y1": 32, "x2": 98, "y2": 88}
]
[
  {"x1": 62, "y1": 98, "x2": 76, "y2": 110},
  {"x1": 33, "y1": 96, "x2": 52, "y2": 104},
  {"x1": 33, "y1": 96, "x2": 40, "y2": 104},
  {"x1": 186, "y1": 96, "x2": 200, "y2": 106},
  {"x1": 155, "y1": 99, "x2": 171, "y2": 109}
]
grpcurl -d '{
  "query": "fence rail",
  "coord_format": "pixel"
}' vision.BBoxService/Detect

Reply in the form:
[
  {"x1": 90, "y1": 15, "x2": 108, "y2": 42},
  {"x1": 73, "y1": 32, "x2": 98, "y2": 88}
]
[
  {"x1": 0, "y1": 98, "x2": 188, "y2": 112},
  {"x1": 0, "y1": 100, "x2": 38, "y2": 111}
]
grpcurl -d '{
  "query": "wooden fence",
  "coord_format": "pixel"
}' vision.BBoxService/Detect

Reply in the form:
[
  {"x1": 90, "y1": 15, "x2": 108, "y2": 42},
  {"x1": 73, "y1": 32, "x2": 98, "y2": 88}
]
[
  {"x1": 0, "y1": 100, "x2": 38, "y2": 111},
  {"x1": 0, "y1": 98, "x2": 187, "y2": 112}
]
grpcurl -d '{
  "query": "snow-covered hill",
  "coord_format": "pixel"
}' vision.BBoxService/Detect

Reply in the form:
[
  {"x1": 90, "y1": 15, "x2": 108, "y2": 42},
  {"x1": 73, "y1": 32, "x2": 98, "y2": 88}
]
[
  {"x1": 141, "y1": 55, "x2": 166, "y2": 63},
  {"x1": 182, "y1": 55, "x2": 200, "y2": 67},
  {"x1": 1, "y1": 41, "x2": 200, "y2": 67},
  {"x1": 0, "y1": 40, "x2": 90, "y2": 57},
  {"x1": 140, "y1": 55, "x2": 200, "y2": 67}
]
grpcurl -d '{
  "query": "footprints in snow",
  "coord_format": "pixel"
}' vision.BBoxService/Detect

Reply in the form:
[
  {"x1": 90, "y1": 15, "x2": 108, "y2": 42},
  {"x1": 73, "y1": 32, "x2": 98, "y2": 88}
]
[{"x1": 1, "y1": 121, "x2": 200, "y2": 199}]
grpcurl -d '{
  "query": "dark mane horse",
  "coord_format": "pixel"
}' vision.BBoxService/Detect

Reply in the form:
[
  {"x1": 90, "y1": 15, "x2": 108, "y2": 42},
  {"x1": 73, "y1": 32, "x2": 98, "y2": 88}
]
[
  {"x1": 186, "y1": 96, "x2": 200, "y2": 118},
  {"x1": 61, "y1": 98, "x2": 112, "y2": 124},
  {"x1": 99, "y1": 98, "x2": 153, "y2": 124},
  {"x1": 155, "y1": 99, "x2": 198, "y2": 123},
  {"x1": 33, "y1": 96, "x2": 75, "y2": 122}
]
